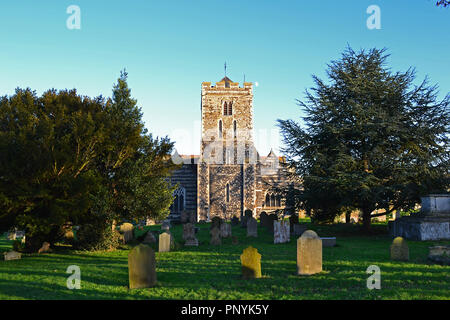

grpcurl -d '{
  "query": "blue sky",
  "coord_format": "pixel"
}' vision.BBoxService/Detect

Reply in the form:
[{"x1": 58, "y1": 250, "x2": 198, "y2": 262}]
[{"x1": 0, "y1": 0, "x2": 449, "y2": 155}]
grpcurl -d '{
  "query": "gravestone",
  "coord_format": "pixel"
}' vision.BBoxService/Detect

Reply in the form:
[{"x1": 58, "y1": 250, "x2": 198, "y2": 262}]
[
  {"x1": 161, "y1": 220, "x2": 171, "y2": 232},
  {"x1": 210, "y1": 227, "x2": 221, "y2": 245},
  {"x1": 231, "y1": 216, "x2": 239, "y2": 226},
  {"x1": 241, "y1": 210, "x2": 253, "y2": 228},
  {"x1": 120, "y1": 223, "x2": 134, "y2": 243},
  {"x1": 428, "y1": 245, "x2": 450, "y2": 265},
  {"x1": 321, "y1": 237, "x2": 336, "y2": 247},
  {"x1": 183, "y1": 223, "x2": 199, "y2": 246},
  {"x1": 390, "y1": 237, "x2": 409, "y2": 261},
  {"x1": 211, "y1": 216, "x2": 223, "y2": 230},
  {"x1": 297, "y1": 230, "x2": 322, "y2": 275},
  {"x1": 274, "y1": 220, "x2": 290, "y2": 244},
  {"x1": 289, "y1": 214, "x2": 299, "y2": 232},
  {"x1": 220, "y1": 223, "x2": 232, "y2": 238},
  {"x1": 159, "y1": 232, "x2": 171, "y2": 252},
  {"x1": 128, "y1": 244, "x2": 157, "y2": 289},
  {"x1": 266, "y1": 214, "x2": 278, "y2": 233},
  {"x1": 293, "y1": 224, "x2": 307, "y2": 237},
  {"x1": 247, "y1": 217, "x2": 258, "y2": 237},
  {"x1": 4, "y1": 251, "x2": 21, "y2": 261},
  {"x1": 259, "y1": 212, "x2": 268, "y2": 227},
  {"x1": 7, "y1": 232, "x2": 16, "y2": 241},
  {"x1": 240, "y1": 246, "x2": 262, "y2": 279},
  {"x1": 142, "y1": 231, "x2": 156, "y2": 244},
  {"x1": 38, "y1": 242, "x2": 51, "y2": 254}
]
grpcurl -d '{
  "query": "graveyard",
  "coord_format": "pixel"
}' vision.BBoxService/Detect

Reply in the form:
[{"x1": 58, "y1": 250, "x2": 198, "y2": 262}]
[{"x1": 1, "y1": 221, "x2": 449, "y2": 300}]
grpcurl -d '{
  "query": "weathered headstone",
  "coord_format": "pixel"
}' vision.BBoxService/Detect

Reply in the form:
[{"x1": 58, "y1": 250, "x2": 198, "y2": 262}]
[
  {"x1": 274, "y1": 220, "x2": 290, "y2": 244},
  {"x1": 220, "y1": 223, "x2": 232, "y2": 238},
  {"x1": 247, "y1": 217, "x2": 258, "y2": 237},
  {"x1": 297, "y1": 230, "x2": 322, "y2": 275},
  {"x1": 159, "y1": 232, "x2": 171, "y2": 252},
  {"x1": 4, "y1": 251, "x2": 21, "y2": 261},
  {"x1": 240, "y1": 246, "x2": 262, "y2": 279},
  {"x1": 142, "y1": 231, "x2": 156, "y2": 244},
  {"x1": 266, "y1": 214, "x2": 278, "y2": 233},
  {"x1": 38, "y1": 242, "x2": 51, "y2": 254},
  {"x1": 128, "y1": 244, "x2": 157, "y2": 289},
  {"x1": 259, "y1": 212, "x2": 268, "y2": 227},
  {"x1": 241, "y1": 210, "x2": 253, "y2": 228},
  {"x1": 161, "y1": 220, "x2": 171, "y2": 232},
  {"x1": 293, "y1": 224, "x2": 307, "y2": 237},
  {"x1": 390, "y1": 237, "x2": 409, "y2": 261},
  {"x1": 428, "y1": 245, "x2": 450, "y2": 265},
  {"x1": 183, "y1": 223, "x2": 199, "y2": 246},
  {"x1": 211, "y1": 216, "x2": 223, "y2": 230},
  {"x1": 231, "y1": 216, "x2": 239, "y2": 226},
  {"x1": 210, "y1": 227, "x2": 221, "y2": 245},
  {"x1": 120, "y1": 223, "x2": 134, "y2": 243}
]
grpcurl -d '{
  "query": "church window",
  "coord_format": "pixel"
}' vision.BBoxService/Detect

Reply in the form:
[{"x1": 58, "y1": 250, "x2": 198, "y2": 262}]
[
  {"x1": 219, "y1": 120, "x2": 223, "y2": 138},
  {"x1": 228, "y1": 102, "x2": 233, "y2": 115},
  {"x1": 226, "y1": 184, "x2": 230, "y2": 202}
]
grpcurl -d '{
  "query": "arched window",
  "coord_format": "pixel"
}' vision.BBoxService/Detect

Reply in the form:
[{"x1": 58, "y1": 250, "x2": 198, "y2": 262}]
[
  {"x1": 233, "y1": 120, "x2": 237, "y2": 138},
  {"x1": 171, "y1": 187, "x2": 186, "y2": 213},
  {"x1": 218, "y1": 120, "x2": 223, "y2": 138},
  {"x1": 265, "y1": 193, "x2": 270, "y2": 207},
  {"x1": 223, "y1": 102, "x2": 228, "y2": 115},
  {"x1": 228, "y1": 102, "x2": 233, "y2": 115},
  {"x1": 276, "y1": 195, "x2": 281, "y2": 207},
  {"x1": 270, "y1": 194, "x2": 276, "y2": 207},
  {"x1": 226, "y1": 184, "x2": 230, "y2": 202}
]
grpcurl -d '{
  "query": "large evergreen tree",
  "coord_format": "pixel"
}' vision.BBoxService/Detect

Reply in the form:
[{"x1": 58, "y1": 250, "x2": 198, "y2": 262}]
[{"x1": 278, "y1": 47, "x2": 449, "y2": 231}]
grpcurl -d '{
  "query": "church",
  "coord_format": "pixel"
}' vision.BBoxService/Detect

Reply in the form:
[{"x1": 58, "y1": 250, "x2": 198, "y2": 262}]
[{"x1": 169, "y1": 76, "x2": 292, "y2": 222}]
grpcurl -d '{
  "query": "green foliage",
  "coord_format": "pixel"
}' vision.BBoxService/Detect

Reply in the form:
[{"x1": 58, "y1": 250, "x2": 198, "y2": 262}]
[
  {"x1": 74, "y1": 221, "x2": 122, "y2": 251},
  {"x1": 0, "y1": 71, "x2": 178, "y2": 251},
  {"x1": 278, "y1": 47, "x2": 450, "y2": 231}
]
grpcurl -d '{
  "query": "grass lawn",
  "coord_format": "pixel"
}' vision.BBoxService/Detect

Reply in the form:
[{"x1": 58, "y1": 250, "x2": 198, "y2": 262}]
[{"x1": 0, "y1": 222, "x2": 449, "y2": 300}]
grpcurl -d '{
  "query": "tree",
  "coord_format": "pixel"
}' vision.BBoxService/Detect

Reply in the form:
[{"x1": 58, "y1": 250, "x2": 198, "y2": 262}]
[
  {"x1": 436, "y1": 1, "x2": 450, "y2": 7},
  {"x1": 0, "y1": 71, "x2": 178, "y2": 251},
  {"x1": 278, "y1": 47, "x2": 449, "y2": 232}
]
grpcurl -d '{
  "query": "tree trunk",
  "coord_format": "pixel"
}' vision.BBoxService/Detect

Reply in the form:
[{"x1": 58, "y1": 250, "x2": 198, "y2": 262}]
[{"x1": 361, "y1": 207, "x2": 372, "y2": 233}]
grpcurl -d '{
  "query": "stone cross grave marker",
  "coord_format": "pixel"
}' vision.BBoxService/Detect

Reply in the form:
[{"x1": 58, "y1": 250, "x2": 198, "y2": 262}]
[
  {"x1": 128, "y1": 244, "x2": 157, "y2": 289},
  {"x1": 297, "y1": 230, "x2": 322, "y2": 275},
  {"x1": 240, "y1": 246, "x2": 262, "y2": 279}
]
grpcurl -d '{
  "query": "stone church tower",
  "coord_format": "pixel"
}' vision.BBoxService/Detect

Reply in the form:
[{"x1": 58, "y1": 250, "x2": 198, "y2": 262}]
[
  {"x1": 168, "y1": 75, "x2": 290, "y2": 222},
  {"x1": 197, "y1": 77, "x2": 256, "y2": 221}
]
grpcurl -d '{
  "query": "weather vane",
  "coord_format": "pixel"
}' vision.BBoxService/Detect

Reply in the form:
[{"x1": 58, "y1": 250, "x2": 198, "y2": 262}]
[{"x1": 224, "y1": 62, "x2": 227, "y2": 76}]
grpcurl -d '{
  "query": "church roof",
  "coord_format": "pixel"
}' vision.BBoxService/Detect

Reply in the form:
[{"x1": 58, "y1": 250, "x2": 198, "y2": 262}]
[{"x1": 219, "y1": 76, "x2": 233, "y2": 83}]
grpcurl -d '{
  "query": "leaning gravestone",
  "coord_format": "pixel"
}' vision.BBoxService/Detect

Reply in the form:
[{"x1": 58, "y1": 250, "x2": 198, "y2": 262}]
[
  {"x1": 183, "y1": 223, "x2": 199, "y2": 246},
  {"x1": 4, "y1": 251, "x2": 21, "y2": 261},
  {"x1": 274, "y1": 220, "x2": 290, "y2": 244},
  {"x1": 128, "y1": 244, "x2": 157, "y2": 289},
  {"x1": 297, "y1": 230, "x2": 322, "y2": 275},
  {"x1": 159, "y1": 232, "x2": 171, "y2": 252},
  {"x1": 210, "y1": 227, "x2": 221, "y2": 245},
  {"x1": 120, "y1": 223, "x2": 134, "y2": 243},
  {"x1": 220, "y1": 223, "x2": 232, "y2": 238},
  {"x1": 247, "y1": 217, "x2": 258, "y2": 237},
  {"x1": 390, "y1": 237, "x2": 409, "y2": 261},
  {"x1": 240, "y1": 246, "x2": 262, "y2": 279}
]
